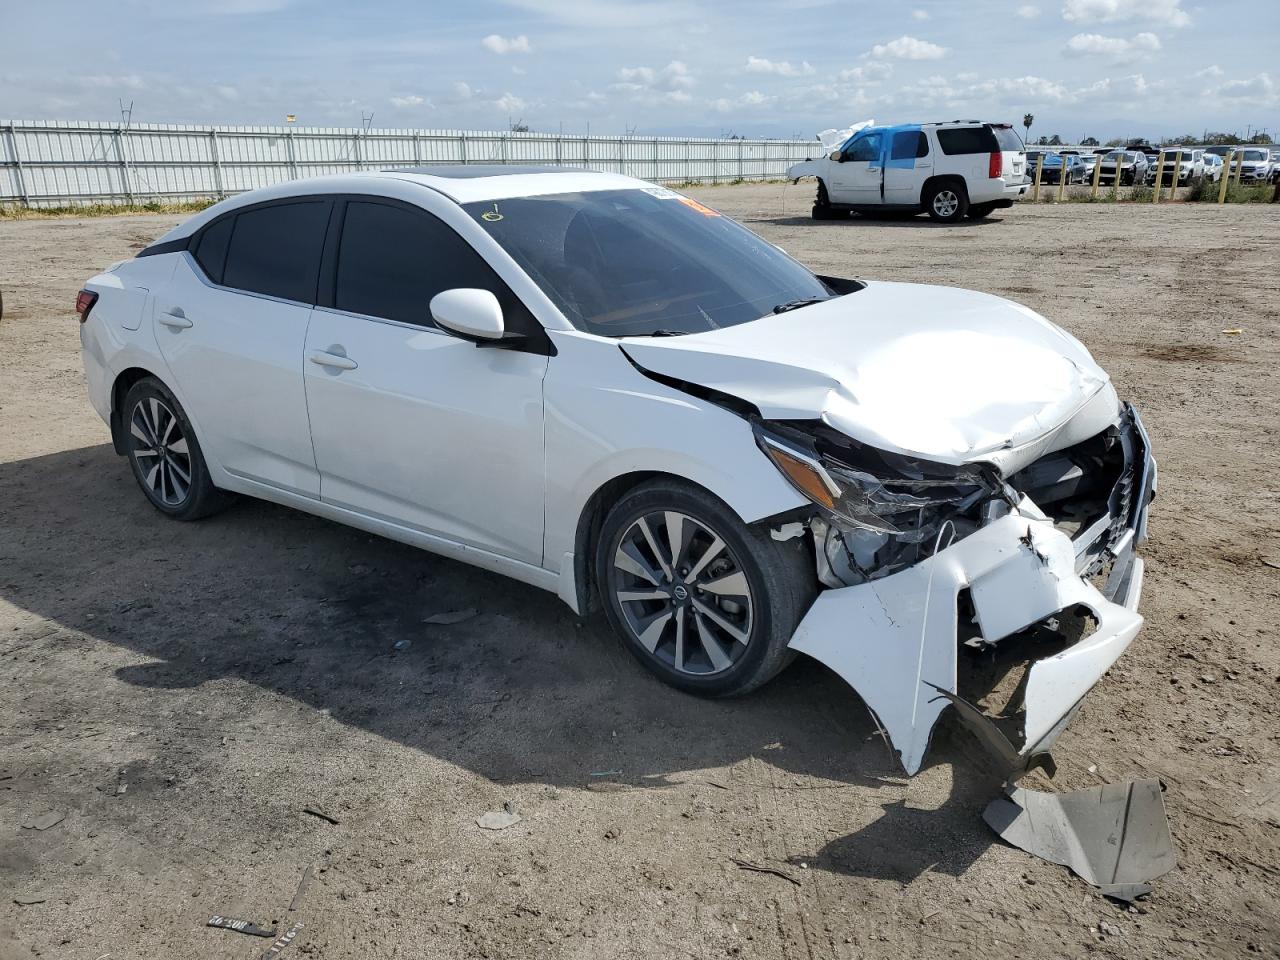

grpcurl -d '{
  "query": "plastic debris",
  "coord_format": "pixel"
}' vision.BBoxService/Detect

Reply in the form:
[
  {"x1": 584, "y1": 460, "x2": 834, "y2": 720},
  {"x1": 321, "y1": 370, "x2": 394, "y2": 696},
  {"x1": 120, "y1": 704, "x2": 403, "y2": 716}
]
[
  {"x1": 1221, "y1": 328, "x2": 1243, "y2": 335},
  {"x1": 424, "y1": 608, "x2": 478, "y2": 625},
  {"x1": 262, "y1": 921, "x2": 304, "y2": 958},
  {"x1": 730, "y1": 858, "x2": 801, "y2": 886},
  {"x1": 477, "y1": 802, "x2": 521, "y2": 830},
  {"x1": 984, "y1": 779, "x2": 1175, "y2": 899},
  {"x1": 207, "y1": 915, "x2": 277, "y2": 938},
  {"x1": 14, "y1": 893, "x2": 47, "y2": 905},
  {"x1": 302, "y1": 807, "x2": 339, "y2": 825},
  {"x1": 22, "y1": 811, "x2": 66, "y2": 831},
  {"x1": 288, "y1": 864, "x2": 315, "y2": 913}
]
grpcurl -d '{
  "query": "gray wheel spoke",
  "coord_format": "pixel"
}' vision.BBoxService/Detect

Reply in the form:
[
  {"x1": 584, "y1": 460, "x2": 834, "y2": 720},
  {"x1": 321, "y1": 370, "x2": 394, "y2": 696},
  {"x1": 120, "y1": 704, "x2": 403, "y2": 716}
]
[
  {"x1": 664, "y1": 511, "x2": 689, "y2": 570},
  {"x1": 168, "y1": 437, "x2": 189, "y2": 455},
  {"x1": 168, "y1": 456, "x2": 191, "y2": 485},
  {"x1": 130, "y1": 395, "x2": 192, "y2": 507},
  {"x1": 145, "y1": 463, "x2": 161, "y2": 492},
  {"x1": 685, "y1": 536, "x2": 724, "y2": 581},
  {"x1": 636, "y1": 516, "x2": 673, "y2": 580},
  {"x1": 160, "y1": 412, "x2": 179, "y2": 445},
  {"x1": 635, "y1": 608, "x2": 673, "y2": 653},
  {"x1": 616, "y1": 541, "x2": 663, "y2": 586},
  {"x1": 694, "y1": 612, "x2": 733, "y2": 672},
  {"x1": 133, "y1": 448, "x2": 159, "y2": 459},
  {"x1": 699, "y1": 570, "x2": 749, "y2": 598},
  {"x1": 617, "y1": 589, "x2": 668, "y2": 602},
  {"x1": 692, "y1": 597, "x2": 749, "y2": 645},
  {"x1": 130, "y1": 419, "x2": 154, "y2": 447},
  {"x1": 673, "y1": 606, "x2": 686, "y2": 672}
]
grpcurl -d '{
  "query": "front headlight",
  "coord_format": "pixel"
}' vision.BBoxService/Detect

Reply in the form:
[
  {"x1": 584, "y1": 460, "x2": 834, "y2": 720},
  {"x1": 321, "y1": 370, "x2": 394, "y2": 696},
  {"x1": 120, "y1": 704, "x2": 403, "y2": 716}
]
[{"x1": 754, "y1": 421, "x2": 999, "y2": 542}]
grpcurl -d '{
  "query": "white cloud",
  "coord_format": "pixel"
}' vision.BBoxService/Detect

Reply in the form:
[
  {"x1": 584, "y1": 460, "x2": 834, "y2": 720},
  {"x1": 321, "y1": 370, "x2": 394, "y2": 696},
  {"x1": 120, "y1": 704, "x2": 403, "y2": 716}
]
[
  {"x1": 1061, "y1": 0, "x2": 1190, "y2": 28},
  {"x1": 745, "y1": 56, "x2": 815, "y2": 77},
  {"x1": 452, "y1": 81, "x2": 473, "y2": 100},
  {"x1": 1217, "y1": 73, "x2": 1275, "y2": 102},
  {"x1": 711, "y1": 90, "x2": 775, "y2": 112},
  {"x1": 389, "y1": 94, "x2": 428, "y2": 108},
  {"x1": 481, "y1": 34, "x2": 532, "y2": 55},
  {"x1": 837, "y1": 61, "x2": 893, "y2": 83},
  {"x1": 868, "y1": 36, "x2": 947, "y2": 60},
  {"x1": 1016, "y1": 4, "x2": 1041, "y2": 17},
  {"x1": 493, "y1": 92, "x2": 527, "y2": 113},
  {"x1": 1193, "y1": 65, "x2": 1223, "y2": 79},
  {"x1": 1065, "y1": 31, "x2": 1161, "y2": 62},
  {"x1": 613, "y1": 60, "x2": 695, "y2": 103},
  {"x1": 911, "y1": 9, "x2": 930, "y2": 20}
]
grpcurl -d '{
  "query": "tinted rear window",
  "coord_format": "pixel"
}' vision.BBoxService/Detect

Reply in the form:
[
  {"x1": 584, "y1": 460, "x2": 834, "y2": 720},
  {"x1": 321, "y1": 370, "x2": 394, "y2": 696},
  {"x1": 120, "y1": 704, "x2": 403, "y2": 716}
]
[
  {"x1": 890, "y1": 130, "x2": 929, "y2": 161},
  {"x1": 193, "y1": 216, "x2": 233, "y2": 284},
  {"x1": 335, "y1": 199, "x2": 538, "y2": 336},
  {"x1": 222, "y1": 201, "x2": 330, "y2": 303},
  {"x1": 936, "y1": 126, "x2": 999, "y2": 155},
  {"x1": 991, "y1": 127, "x2": 1024, "y2": 152}
]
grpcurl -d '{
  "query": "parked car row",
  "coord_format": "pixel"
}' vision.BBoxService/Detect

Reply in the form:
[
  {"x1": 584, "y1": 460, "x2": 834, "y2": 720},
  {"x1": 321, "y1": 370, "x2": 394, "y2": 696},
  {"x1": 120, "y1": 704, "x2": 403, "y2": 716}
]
[{"x1": 1022, "y1": 145, "x2": 1277, "y2": 186}]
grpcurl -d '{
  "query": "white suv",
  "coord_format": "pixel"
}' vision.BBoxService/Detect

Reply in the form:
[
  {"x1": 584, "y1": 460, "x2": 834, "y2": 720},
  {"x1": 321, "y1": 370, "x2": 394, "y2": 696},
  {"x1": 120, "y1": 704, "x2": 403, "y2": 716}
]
[{"x1": 787, "y1": 121, "x2": 1027, "y2": 223}]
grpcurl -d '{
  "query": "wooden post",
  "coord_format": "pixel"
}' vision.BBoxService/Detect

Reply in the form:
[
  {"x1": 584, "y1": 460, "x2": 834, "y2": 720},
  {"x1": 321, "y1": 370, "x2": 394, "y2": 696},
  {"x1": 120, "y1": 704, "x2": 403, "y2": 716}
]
[
  {"x1": 1218, "y1": 152, "x2": 1233, "y2": 203},
  {"x1": 1153, "y1": 151, "x2": 1165, "y2": 203},
  {"x1": 1171, "y1": 149, "x2": 1182, "y2": 199},
  {"x1": 1090, "y1": 152, "x2": 1102, "y2": 199},
  {"x1": 1057, "y1": 156, "x2": 1067, "y2": 202},
  {"x1": 1031, "y1": 153, "x2": 1044, "y2": 201}
]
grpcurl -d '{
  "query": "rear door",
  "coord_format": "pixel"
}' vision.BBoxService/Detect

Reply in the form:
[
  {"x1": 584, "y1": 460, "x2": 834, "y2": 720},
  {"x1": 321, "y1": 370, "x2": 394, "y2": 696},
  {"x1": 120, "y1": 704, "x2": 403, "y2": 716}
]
[
  {"x1": 827, "y1": 130, "x2": 884, "y2": 205},
  {"x1": 153, "y1": 199, "x2": 330, "y2": 497},
  {"x1": 883, "y1": 129, "x2": 931, "y2": 205},
  {"x1": 302, "y1": 197, "x2": 549, "y2": 564}
]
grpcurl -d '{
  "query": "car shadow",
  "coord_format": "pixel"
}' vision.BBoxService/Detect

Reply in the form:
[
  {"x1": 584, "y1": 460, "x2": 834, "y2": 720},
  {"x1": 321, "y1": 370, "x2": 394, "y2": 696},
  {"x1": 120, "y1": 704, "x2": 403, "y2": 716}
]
[
  {"x1": 1, "y1": 442, "x2": 1001, "y2": 878},
  {"x1": 758, "y1": 215, "x2": 1007, "y2": 229}
]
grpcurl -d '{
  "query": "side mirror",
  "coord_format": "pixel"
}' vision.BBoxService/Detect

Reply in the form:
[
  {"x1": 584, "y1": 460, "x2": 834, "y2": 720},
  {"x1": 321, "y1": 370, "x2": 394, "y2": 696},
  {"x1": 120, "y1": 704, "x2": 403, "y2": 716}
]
[
  {"x1": 828, "y1": 150, "x2": 843, "y2": 162},
  {"x1": 430, "y1": 288, "x2": 505, "y2": 342}
]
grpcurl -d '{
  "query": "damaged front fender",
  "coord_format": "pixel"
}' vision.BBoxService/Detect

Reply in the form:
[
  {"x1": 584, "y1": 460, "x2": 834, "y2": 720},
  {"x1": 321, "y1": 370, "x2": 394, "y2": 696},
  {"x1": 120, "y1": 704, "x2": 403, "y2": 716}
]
[{"x1": 788, "y1": 502, "x2": 1144, "y2": 777}]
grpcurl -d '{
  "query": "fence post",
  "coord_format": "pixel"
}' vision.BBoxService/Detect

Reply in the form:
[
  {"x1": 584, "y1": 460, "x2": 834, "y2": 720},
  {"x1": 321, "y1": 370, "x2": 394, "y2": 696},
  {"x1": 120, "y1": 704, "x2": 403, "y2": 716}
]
[
  {"x1": 459, "y1": 133, "x2": 467, "y2": 165},
  {"x1": 115, "y1": 126, "x2": 134, "y2": 204},
  {"x1": 618, "y1": 136, "x2": 624, "y2": 175},
  {"x1": 1031, "y1": 154, "x2": 1044, "y2": 201},
  {"x1": 1153, "y1": 151, "x2": 1165, "y2": 203},
  {"x1": 555, "y1": 134, "x2": 562, "y2": 168},
  {"x1": 286, "y1": 129, "x2": 298, "y2": 180},
  {"x1": 737, "y1": 138, "x2": 744, "y2": 181},
  {"x1": 1218, "y1": 152, "x2": 1233, "y2": 202},
  {"x1": 354, "y1": 130, "x2": 363, "y2": 170},
  {"x1": 412, "y1": 132, "x2": 421, "y2": 166},
  {"x1": 653, "y1": 136, "x2": 659, "y2": 183},
  {"x1": 6, "y1": 123, "x2": 30, "y2": 208},
  {"x1": 1171, "y1": 150, "x2": 1182, "y2": 199},
  {"x1": 209, "y1": 130, "x2": 225, "y2": 198},
  {"x1": 1090, "y1": 153, "x2": 1102, "y2": 198},
  {"x1": 685, "y1": 139, "x2": 692, "y2": 184},
  {"x1": 1057, "y1": 156, "x2": 1067, "y2": 202}
]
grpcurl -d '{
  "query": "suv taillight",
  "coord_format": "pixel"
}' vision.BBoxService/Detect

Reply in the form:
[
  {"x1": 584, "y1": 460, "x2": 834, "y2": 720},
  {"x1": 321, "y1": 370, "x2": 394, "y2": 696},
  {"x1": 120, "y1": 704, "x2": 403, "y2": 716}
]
[
  {"x1": 988, "y1": 151, "x2": 1002, "y2": 178},
  {"x1": 75, "y1": 289, "x2": 98, "y2": 322}
]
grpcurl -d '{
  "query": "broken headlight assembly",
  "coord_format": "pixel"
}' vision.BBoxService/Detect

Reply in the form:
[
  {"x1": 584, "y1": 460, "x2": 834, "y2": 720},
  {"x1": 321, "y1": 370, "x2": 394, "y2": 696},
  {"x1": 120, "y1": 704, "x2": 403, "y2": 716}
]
[{"x1": 754, "y1": 420, "x2": 1007, "y2": 584}]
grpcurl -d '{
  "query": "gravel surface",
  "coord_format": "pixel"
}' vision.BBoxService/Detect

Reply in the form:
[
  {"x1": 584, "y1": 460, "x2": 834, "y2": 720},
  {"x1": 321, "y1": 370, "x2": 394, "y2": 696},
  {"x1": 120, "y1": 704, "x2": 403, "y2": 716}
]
[{"x1": 1, "y1": 186, "x2": 1277, "y2": 959}]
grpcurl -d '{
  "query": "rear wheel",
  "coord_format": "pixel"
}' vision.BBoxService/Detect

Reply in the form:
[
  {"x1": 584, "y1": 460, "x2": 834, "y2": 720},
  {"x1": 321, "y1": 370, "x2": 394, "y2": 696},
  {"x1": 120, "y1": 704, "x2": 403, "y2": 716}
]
[
  {"x1": 596, "y1": 480, "x2": 815, "y2": 698},
  {"x1": 122, "y1": 377, "x2": 229, "y2": 520},
  {"x1": 925, "y1": 181, "x2": 968, "y2": 222}
]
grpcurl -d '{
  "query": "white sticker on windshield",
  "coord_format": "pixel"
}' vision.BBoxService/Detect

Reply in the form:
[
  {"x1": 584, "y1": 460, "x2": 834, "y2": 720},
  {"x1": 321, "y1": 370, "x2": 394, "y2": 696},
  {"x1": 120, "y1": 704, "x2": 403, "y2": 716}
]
[{"x1": 641, "y1": 186, "x2": 679, "y2": 200}]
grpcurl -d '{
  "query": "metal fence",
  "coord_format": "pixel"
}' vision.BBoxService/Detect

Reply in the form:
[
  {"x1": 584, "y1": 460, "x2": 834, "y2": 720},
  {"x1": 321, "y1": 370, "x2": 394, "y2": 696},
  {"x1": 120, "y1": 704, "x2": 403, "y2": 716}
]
[{"x1": 0, "y1": 120, "x2": 819, "y2": 207}]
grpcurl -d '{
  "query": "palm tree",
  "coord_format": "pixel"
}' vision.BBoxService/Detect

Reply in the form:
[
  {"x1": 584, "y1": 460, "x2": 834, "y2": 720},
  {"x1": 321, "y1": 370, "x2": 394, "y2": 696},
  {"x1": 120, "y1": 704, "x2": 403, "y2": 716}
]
[{"x1": 1022, "y1": 113, "x2": 1034, "y2": 146}]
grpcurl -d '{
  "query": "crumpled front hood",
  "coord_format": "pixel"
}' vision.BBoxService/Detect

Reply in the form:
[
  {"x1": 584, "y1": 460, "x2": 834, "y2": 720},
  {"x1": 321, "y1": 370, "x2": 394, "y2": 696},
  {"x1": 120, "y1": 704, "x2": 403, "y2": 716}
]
[{"x1": 621, "y1": 280, "x2": 1115, "y2": 469}]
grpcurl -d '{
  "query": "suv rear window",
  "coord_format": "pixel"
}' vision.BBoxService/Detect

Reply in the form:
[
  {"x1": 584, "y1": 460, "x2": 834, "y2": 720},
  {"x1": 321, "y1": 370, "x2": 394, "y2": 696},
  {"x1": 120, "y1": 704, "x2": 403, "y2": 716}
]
[
  {"x1": 991, "y1": 127, "x2": 1024, "y2": 152},
  {"x1": 936, "y1": 126, "x2": 999, "y2": 155},
  {"x1": 222, "y1": 200, "x2": 330, "y2": 303}
]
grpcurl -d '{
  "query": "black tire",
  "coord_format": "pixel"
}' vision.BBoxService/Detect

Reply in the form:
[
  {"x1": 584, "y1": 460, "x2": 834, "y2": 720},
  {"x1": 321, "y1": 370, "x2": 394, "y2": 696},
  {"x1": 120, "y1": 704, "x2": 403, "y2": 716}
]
[
  {"x1": 811, "y1": 181, "x2": 847, "y2": 220},
  {"x1": 122, "y1": 377, "x2": 230, "y2": 521},
  {"x1": 595, "y1": 479, "x2": 815, "y2": 698},
  {"x1": 966, "y1": 202, "x2": 998, "y2": 220},
  {"x1": 924, "y1": 181, "x2": 969, "y2": 222}
]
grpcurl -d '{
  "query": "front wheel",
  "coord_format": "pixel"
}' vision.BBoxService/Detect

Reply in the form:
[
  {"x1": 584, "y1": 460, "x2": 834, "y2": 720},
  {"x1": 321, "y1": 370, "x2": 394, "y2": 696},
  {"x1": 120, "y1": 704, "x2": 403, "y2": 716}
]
[
  {"x1": 596, "y1": 480, "x2": 815, "y2": 698},
  {"x1": 811, "y1": 180, "x2": 848, "y2": 220},
  {"x1": 925, "y1": 182, "x2": 969, "y2": 222}
]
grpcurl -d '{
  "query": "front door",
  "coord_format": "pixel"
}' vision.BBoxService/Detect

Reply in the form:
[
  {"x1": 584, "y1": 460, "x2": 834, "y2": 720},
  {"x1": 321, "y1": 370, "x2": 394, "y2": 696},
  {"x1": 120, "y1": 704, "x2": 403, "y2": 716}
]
[
  {"x1": 827, "y1": 131, "x2": 884, "y2": 206},
  {"x1": 303, "y1": 198, "x2": 549, "y2": 564},
  {"x1": 883, "y1": 129, "x2": 931, "y2": 205}
]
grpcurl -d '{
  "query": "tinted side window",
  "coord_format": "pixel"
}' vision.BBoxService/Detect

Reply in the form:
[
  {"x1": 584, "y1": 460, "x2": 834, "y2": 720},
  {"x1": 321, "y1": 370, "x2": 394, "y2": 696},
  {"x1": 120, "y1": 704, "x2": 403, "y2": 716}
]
[
  {"x1": 335, "y1": 200, "x2": 537, "y2": 336},
  {"x1": 845, "y1": 133, "x2": 882, "y2": 163},
  {"x1": 193, "y1": 216, "x2": 233, "y2": 284},
  {"x1": 891, "y1": 131, "x2": 929, "y2": 161},
  {"x1": 222, "y1": 201, "x2": 330, "y2": 303},
  {"x1": 936, "y1": 127, "x2": 999, "y2": 155}
]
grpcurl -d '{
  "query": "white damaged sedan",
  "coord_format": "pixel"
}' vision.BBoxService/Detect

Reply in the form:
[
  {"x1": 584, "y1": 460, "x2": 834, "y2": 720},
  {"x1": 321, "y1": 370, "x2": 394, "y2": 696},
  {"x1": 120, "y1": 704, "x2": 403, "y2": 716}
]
[{"x1": 78, "y1": 166, "x2": 1154, "y2": 775}]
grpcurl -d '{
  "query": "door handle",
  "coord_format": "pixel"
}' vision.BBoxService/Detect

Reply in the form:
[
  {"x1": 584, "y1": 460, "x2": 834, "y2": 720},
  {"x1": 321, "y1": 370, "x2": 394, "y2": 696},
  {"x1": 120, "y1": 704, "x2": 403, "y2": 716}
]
[
  {"x1": 158, "y1": 308, "x2": 192, "y2": 329},
  {"x1": 309, "y1": 350, "x2": 358, "y2": 370}
]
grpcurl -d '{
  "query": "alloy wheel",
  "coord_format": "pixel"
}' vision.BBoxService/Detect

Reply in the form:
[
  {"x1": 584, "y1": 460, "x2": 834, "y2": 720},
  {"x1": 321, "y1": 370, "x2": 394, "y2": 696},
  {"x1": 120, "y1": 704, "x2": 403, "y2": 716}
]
[
  {"x1": 932, "y1": 190, "x2": 959, "y2": 218},
  {"x1": 129, "y1": 397, "x2": 192, "y2": 506},
  {"x1": 609, "y1": 510, "x2": 754, "y2": 676}
]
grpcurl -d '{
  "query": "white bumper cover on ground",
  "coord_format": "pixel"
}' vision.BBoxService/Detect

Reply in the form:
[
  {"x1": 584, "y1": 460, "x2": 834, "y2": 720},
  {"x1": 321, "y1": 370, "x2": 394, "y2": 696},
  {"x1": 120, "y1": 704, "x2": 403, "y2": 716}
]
[{"x1": 789, "y1": 503, "x2": 1144, "y2": 775}]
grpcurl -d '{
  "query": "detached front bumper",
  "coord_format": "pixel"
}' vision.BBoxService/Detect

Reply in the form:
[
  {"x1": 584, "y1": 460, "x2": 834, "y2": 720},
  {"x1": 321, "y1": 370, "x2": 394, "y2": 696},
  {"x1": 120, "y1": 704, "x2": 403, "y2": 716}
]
[{"x1": 788, "y1": 406, "x2": 1155, "y2": 777}]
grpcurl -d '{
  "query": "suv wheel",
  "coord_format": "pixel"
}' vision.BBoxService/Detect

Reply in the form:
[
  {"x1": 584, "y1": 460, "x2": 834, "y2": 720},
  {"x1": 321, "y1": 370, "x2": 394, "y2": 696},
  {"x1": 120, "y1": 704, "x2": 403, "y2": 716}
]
[
  {"x1": 925, "y1": 182, "x2": 969, "y2": 223},
  {"x1": 595, "y1": 480, "x2": 815, "y2": 698},
  {"x1": 122, "y1": 377, "x2": 230, "y2": 520},
  {"x1": 811, "y1": 181, "x2": 846, "y2": 220}
]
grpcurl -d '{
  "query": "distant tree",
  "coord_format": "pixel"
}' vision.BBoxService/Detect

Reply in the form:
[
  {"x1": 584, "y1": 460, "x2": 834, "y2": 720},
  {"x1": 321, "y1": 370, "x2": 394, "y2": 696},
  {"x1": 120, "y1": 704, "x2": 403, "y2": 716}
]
[
  {"x1": 1249, "y1": 132, "x2": 1273, "y2": 144},
  {"x1": 1104, "y1": 137, "x2": 1126, "y2": 147},
  {"x1": 509, "y1": 119, "x2": 530, "y2": 133},
  {"x1": 1203, "y1": 131, "x2": 1241, "y2": 145},
  {"x1": 1022, "y1": 113, "x2": 1034, "y2": 144},
  {"x1": 1081, "y1": 136, "x2": 1099, "y2": 146},
  {"x1": 1048, "y1": 134, "x2": 1063, "y2": 146},
  {"x1": 1160, "y1": 134, "x2": 1198, "y2": 146}
]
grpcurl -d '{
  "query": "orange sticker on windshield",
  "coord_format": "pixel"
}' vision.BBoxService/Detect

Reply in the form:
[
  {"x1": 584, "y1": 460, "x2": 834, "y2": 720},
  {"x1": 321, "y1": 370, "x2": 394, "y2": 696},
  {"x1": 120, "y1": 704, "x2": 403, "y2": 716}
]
[{"x1": 677, "y1": 197, "x2": 721, "y2": 217}]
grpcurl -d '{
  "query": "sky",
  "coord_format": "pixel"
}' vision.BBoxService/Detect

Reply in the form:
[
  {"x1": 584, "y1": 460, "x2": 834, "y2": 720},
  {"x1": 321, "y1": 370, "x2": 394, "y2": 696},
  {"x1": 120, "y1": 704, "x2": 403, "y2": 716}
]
[{"x1": 3, "y1": 0, "x2": 1277, "y2": 141}]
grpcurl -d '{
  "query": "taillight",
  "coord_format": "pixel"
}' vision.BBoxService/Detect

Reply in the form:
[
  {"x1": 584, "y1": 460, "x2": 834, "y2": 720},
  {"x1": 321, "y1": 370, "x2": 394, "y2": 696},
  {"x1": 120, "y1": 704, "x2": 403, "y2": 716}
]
[
  {"x1": 75, "y1": 289, "x2": 98, "y2": 322},
  {"x1": 988, "y1": 151, "x2": 1002, "y2": 178}
]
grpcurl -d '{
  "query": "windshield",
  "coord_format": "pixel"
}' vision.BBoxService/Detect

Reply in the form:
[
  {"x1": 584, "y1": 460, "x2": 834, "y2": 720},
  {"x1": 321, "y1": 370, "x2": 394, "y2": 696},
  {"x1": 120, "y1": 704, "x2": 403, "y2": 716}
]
[
  {"x1": 1241, "y1": 149, "x2": 1268, "y2": 161},
  {"x1": 464, "y1": 188, "x2": 834, "y2": 337}
]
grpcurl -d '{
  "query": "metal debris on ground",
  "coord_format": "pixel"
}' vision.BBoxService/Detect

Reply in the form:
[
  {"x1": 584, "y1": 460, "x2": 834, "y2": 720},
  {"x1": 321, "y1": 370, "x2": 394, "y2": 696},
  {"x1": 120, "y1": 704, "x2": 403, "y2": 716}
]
[
  {"x1": 984, "y1": 779, "x2": 1175, "y2": 901},
  {"x1": 22, "y1": 811, "x2": 66, "y2": 831},
  {"x1": 288, "y1": 863, "x2": 315, "y2": 913},
  {"x1": 302, "y1": 807, "x2": 340, "y2": 825},
  {"x1": 423, "y1": 607, "x2": 478, "y2": 625},
  {"x1": 207, "y1": 915, "x2": 277, "y2": 938},
  {"x1": 589, "y1": 770, "x2": 622, "y2": 777},
  {"x1": 14, "y1": 893, "x2": 47, "y2": 905},
  {"x1": 477, "y1": 801, "x2": 521, "y2": 830},
  {"x1": 261, "y1": 921, "x2": 304, "y2": 958},
  {"x1": 729, "y1": 858, "x2": 801, "y2": 886},
  {"x1": 1221, "y1": 328, "x2": 1243, "y2": 335}
]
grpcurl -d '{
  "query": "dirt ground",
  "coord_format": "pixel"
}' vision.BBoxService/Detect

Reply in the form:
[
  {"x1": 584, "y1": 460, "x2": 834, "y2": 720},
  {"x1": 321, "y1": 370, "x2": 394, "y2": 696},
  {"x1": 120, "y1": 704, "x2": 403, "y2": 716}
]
[{"x1": 1, "y1": 185, "x2": 1277, "y2": 960}]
